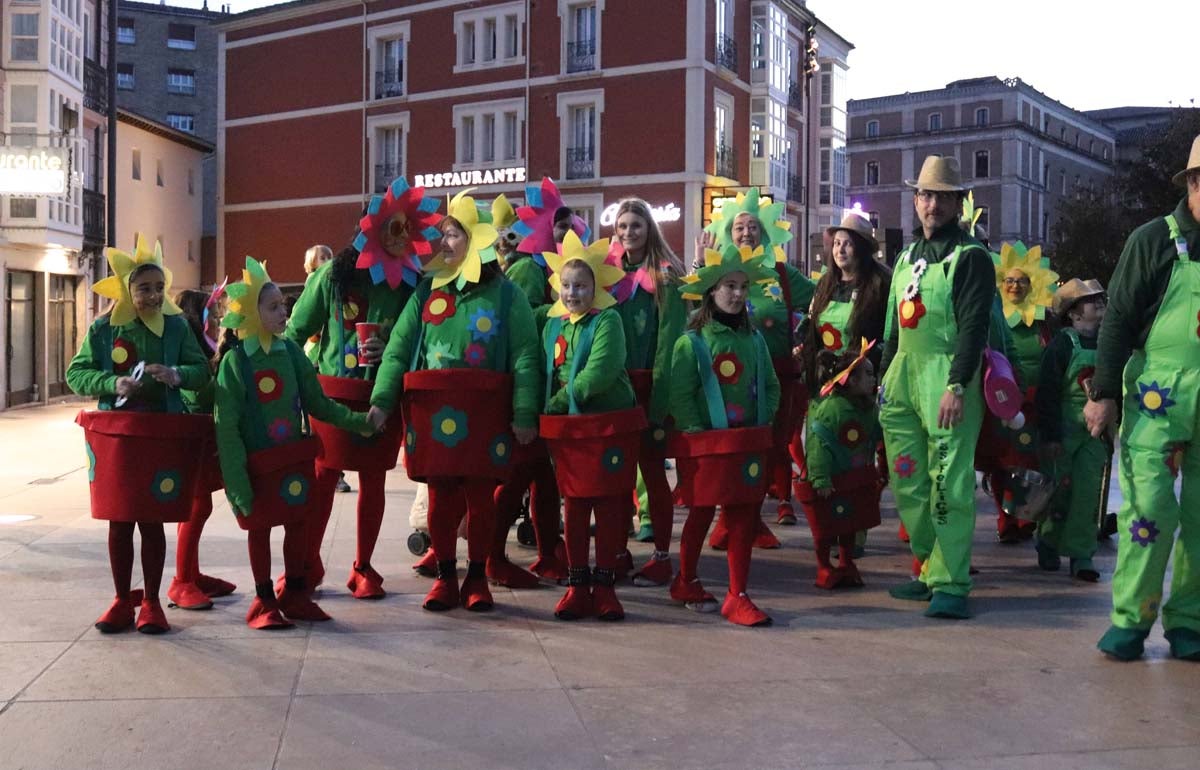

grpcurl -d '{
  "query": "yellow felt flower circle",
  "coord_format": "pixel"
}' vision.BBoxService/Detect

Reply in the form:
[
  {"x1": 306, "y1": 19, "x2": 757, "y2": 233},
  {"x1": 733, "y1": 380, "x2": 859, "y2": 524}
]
[
  {"x1": 994, "y1": 241, "x2": 1058, "y2": 328},
  {"x1": 91, "y1": 234, "x2": 182, "y2": 337},
  {"x1": 544, "y1": 232, "x2": 625, "y2": 322}
]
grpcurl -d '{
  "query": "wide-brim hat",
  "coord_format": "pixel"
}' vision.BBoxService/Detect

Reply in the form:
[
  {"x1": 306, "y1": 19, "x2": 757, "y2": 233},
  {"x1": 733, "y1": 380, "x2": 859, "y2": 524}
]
[
  {"x1": 1053, "y1": 277, "x2": 1106, "y2": 317},
  {"x1": 1171, "y1": 135, "x2": 1200, "y2": 187},
  {"x1": 825, "y1": 213, "x2": 879, "y2": 254},
  {"x1": 905, "y1": 155, "x2": 968, "y2": 192}
]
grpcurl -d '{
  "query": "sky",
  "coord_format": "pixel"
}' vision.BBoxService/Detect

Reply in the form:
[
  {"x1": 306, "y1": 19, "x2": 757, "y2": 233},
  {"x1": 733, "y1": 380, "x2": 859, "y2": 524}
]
[{"x1": 179, "y1": 0, "x2": 1196, "y2": 113}]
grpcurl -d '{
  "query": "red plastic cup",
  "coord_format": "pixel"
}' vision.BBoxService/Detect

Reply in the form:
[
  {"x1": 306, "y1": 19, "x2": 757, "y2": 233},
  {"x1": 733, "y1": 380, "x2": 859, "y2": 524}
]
[{"x1": 355, "y1": 322, "x2": 381, "y2": 367}]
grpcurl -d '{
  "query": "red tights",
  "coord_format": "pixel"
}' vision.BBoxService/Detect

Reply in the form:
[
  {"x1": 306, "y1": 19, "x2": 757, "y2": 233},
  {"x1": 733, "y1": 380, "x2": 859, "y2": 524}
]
[
  {"x1": 678, "y1": 503, "x2": 758, "y2": 595},
  {"x1": 308, "y1": 464, "x2": 388, "y2": 571},
  {"x1": 175, "y1": 493, "x2": 213, "y2": 582},
  {"x1": 427, "y1": 478, "x2": 496, "y2": 563},
  {"x1": 563, "y1": 496, "x2": 627, "y2": 569},
  {"x1": 247, "y1": 521, "x2": 306, "y2": 586},
  {"x1": 815, "y1": 533, "x2": 856, "y2": 570},
  {"x1": 635, "y1": 448, "x2": 674, "y2": 553},
  {"x1": 107, "y1": 521, "x2": 166, "y2": 599},
  {"x1": 493, "y1": 457, "x2": 561, "y2": 559}
]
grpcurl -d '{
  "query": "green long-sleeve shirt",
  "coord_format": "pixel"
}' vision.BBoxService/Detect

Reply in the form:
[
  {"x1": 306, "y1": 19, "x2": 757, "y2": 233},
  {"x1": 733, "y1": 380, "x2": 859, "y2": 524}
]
[
  {"x1": 1037, "y1": 327, "x2": 1097, "y2": 443},
  {"x1": 669, "y1": 321, "x2": 781, "y2": 433},
  {"x1": 748, "y1": 263, "x2": 816, "y2": 359},
  {"x1": 285, "y1": 260, "x2": 413, "y2": 379},
  {"x1": 610, "y1": 271, "x2": 687, "y2": 425},
  {"x1": 805, "y1": 394, "x2": 880, "y2": 490},
  {"x1": 369, "y1": 274, "x2": 541, "y2": 428},
  {"x1": 505, "y1": 254, "x2": 551, "y2": 332},
  {"x1": 544, "y1": 309, "x2": 636, "y2": 414},
  {"x1": 880, "y1": 220, "x2": 994, "y2": 386},
  {"x1": 67, "y1": 315, "x2": 211, "y2": 411},
  {"x1": 1093, "y1": 198, "x2": 1200, "y2": 400},
  {"x1": 214, "y1": 338, "x2": 369, "y2": 515}
]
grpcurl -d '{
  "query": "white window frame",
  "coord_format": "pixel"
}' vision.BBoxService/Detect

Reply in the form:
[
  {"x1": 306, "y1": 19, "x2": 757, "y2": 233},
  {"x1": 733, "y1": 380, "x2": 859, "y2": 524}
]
[
  {"x1": 556, "y1": 89, "x2": 604, "y2": 181},
  {"x1": 452, "y1": 98, "x2": 526, "y2": 171},
  {"x1": 558, "y1": 0, "x2": 603, "y2": 75},
  {"x1": 166, "y1": 113, "x2": 194, "y2": 133},
  {"x1": 454, "y1": 1, "x2": 525, "y2": 73},
  {"x1": 368, "y1": 111, "x2": 410, "y2": 193},
  {"x1": 714, "y1": 88, "x2": 735, "y2": 174},
  {"x1": 368, "y1": 20, "x2": 409, "y2": 101},
  {"x1": 10, "y1": 12, "x2": 41, "y2": 62},
  {"x1": 866, "y1": 119, "x2": 879, "y2": 138},
  {"x1": 166, "y1": 68, "x2": 195, "y2": 95}
]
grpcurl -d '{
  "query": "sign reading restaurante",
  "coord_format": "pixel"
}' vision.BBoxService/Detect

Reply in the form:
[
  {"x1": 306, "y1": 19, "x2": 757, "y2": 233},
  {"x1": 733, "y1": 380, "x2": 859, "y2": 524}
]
[
  {"x1": 0, "y1": 147, "x2": 70, "y2": 195},
  {"x1": 413, "y1": 166, "x2": 527, "y2": 190}
]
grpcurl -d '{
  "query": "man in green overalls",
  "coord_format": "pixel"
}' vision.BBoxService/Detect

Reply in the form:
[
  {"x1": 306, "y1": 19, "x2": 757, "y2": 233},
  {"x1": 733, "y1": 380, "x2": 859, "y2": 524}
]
[
  {"x1": 1088, "y1": 135, "x2": 1200, "y2": 661},
  {"x1": 879, "y1": 156, "x2": 995, "y2": 619}
]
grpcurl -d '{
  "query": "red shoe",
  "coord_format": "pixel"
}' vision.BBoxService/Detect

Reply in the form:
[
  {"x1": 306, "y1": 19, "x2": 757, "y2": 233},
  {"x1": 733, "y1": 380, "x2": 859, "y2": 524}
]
[
  {"x1": 423, "y1": 578, "x2": 460, "y2": 612},
  {"x1": 196, "y1": 574, "x2": 237, "y2": 598},
  {"x1": 898, "y1": 522, "x2": 910, "y2": 543},
  {"x1": 529, "y1": 539, "x2": 569, "y2": 583},
  {"x1": 753, "y1": 519, "x2": 782, "y2": 549},
  {"x1": 346, "y1": 563, "x2": 386, "y2": 600},
  {"x1": 814, "y1": 566, "x2": 840, "y2": 590},
  {"x1": 275, "y1": 560, "x2": 325, "y2": 596},
  {"x1": 136, "y1": 598, "x2": 170, "y2": 634},
  {"x1": 460, "y1": 569, "x2": 494, "y2": 612},
  {"x1": 669, "y1": 573, "x2": 718, "y2": 613},
  {"x1": 836, "y1": 562, "x2": 864, "y2": 587},
  {"x1": 631, "y1": 555, "x2": 673, "y2": 587},
  {"x1": 776, "y1": 501, "x2": 798, "y2": 526},
  {"x1": 167, "y1": 577, "x2": 214, "y2": 610},
  {"x1": 94, "y1": 590, "x2": 142, "y2": 633},
  {"x1": 614, "y1": 549, "x2": 635, "y2": 581},
  {"x1": 277, "y1": 587, "x2": 332, "y2": 622},
  {"x1": 554, "y1": 585, "x2": 594, "y2": 620},
  {"x1": 721, "y1": 591, "x2": 772, "y2": 627},
  {"x1": 486, "y1": 556, "x2": 541, "y2": 589},
  {"x1": 413, "y1": 549, "x2": 438, "y2": 578},
  {"x1": 709, "y1": 517, "x2": 729, "y2": 550},
  {"x1": 591, "y1": 584, "x2": 625, "y2": 621},
  {"x1": 245, "y1": 596, "x2": 293, "y2": 630},
  {"x1": 911, "y1": 556, "x2": 924, "y2": 578}
]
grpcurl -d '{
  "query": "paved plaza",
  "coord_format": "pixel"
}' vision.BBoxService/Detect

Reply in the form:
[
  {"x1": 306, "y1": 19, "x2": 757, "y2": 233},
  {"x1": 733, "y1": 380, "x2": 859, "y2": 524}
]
[{"x1": 2, "y1": 402, "x2": 1199, "y2": 770}]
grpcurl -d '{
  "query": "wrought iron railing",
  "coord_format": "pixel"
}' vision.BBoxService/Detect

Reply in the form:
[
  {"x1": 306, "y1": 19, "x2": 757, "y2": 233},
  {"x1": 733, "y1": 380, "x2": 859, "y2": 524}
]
[
  {"x1": 565, "y1": 146, "x2": 595, "y2": 179},
  {"x1": 716, "y1": 34, "x2": 738, "y2": 71},
  {"x1": 83, "y1": 189, "x2": 105, "y2": 244},
  {"x1": 566, "y1": 39, "x2": 596, "y2": 73},
  {"x1": 374, "y1": 69, "x2": 404, "y2": 99},
  {"x1": 84, "y1": 59, "x2": 108, "y2": 113},
  {"x1": 715, "y1": 144, "x2": 737, "y2": 179},
  {"x1": 374, "y1": 162, "x2": 402, "y2": 193}
]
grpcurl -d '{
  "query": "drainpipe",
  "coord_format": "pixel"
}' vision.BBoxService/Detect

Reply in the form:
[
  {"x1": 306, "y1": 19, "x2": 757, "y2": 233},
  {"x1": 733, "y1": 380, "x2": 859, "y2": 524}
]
[{"x1": 106, "y1": 0, "x2": 117, "y2": 249}]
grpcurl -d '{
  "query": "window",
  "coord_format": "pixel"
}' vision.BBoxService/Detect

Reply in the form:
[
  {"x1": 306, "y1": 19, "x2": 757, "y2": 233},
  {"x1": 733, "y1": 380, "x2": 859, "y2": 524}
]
[
  {"x1": 564, "y1": 2, "x2": 597, "y2": 73},
  {"x1": 369, "y1": 22, "x2": 409, "y2": 100},
  {"x1": 866, "y1": 120, "x2": 879, "y2": 138},
  {"x1": 928, "y1": 112, "x2": 942, "y2": 131},
  {"x1": 132, "y1": 149, "x2": 141, "y2": 180},
  {"x1": 10, "y1": 199, "x2": 37, "y2": 219},
  {"x1": 187, "y1": 167, "x2": 195, "y2": 196},
  {"x1": 10, "y1": 85, "x2": 38, "y2": 123},
  {"x1": 504, "y1": 14, "x2": 519, "y2": 58},
  {"x1": 974, "y1": 150, "x2": 989, "y2": 178},
  {"x1": 557, "y1": 90, "x2": 603, "y2": 181},
  {"x1": 975, "y1": 107, "x2": 989, "y2": 127},
  {"x1": 460, "y1": 115, "x2": 475, "y2": 162},
  {"x1": 483, "y1": 17, "x2": 497, "y2": 61},
  {"x1": 1060, "y1": 171, "x2": 1066, "y2": 195},
  {"x1": 868, "y1": 211, "x2": 880, "y2": 232},
  {"x1": 1103, "y1": 146, "x2": 1110, "y2": 160},
  {"x1": 714, "y1": 89, "x2": 735, "y2": 178},
  {"x1": 482, "y1": 114, "x2": 496, "y2": 162},
  {"x1": 83, "y1": 7, "x2": 93, "y2": 60},
  {"x1": 166, "y1": 113, "x2": 194, "y2": 133},
  {"x1": 11, "y1": 13, "x2": 40, "y2": 61},
  {"x1": 1089, "y1": 139, "x2": 1095, "y2": 155},
  {"x1": 1059, "y1": 126, "x2": 1066, "y2": 141},
  {"x1": 156, "y1": 158, "x2": 164, "y2": 187},
  {"x1": 503, "y1": 112, "x2": 519, "y2": 161},
  {"x1": 167, "y1": 23, "x2": 196, "y2": 50},
  {"x1": 461, "y1": 22, "x2": 476, "y2": 64},
  {"x1": 117, "y1": 62, "x2": 134, "y2": 90},
  {"x1": 452, "y1": 99, "x2": 525, "y2": 169},
  {"x1": 369, "y1": 114, "x2": 409, "y2": 193},
  {"x1": 167, "y1": 68, "x2": 195, "y2": 95},
  {"x1": 457, "y1": 2, "x2": 525, "y2": 70},
  {"x1": 865, "y1": 161, "x2": 879, "y2": 186}
]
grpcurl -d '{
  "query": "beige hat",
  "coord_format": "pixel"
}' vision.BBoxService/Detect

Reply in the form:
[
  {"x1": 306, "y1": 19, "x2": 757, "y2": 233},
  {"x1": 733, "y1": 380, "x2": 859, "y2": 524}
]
[
  {"x1": 1053, "y1": 278, "x2": 1106, "y2": 317},
  {"x1": 905, "y1": 155, "x2": 969, "y2": 192},
  {"x1": 825, "y1": 213, "x2": 879, "y2": 254},
  {"x1": 1172, "y1": 134, "x2": 1200, "y2": 187}
]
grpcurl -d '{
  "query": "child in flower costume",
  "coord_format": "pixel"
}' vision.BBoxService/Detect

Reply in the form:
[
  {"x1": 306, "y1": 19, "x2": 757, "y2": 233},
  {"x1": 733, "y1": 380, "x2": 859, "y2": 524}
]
[
  {"x1": 669, "y1": 244, "x2": 781, "y2": 626},
  {"x1": 67, "y1": 237, "x2": 213, "y2": 634},
  {"x1": 285, "y1": 177, "x2": 440, "y2": 600},
  {"x1": 368, "y1": 190, "x2": 541, "y2": 613},
  {"x1": 214, "y1": 257, "x2": 372, "y2": 629},
  {"x1": 539, "y1": 233, "x2": 642, "y2": 620}
]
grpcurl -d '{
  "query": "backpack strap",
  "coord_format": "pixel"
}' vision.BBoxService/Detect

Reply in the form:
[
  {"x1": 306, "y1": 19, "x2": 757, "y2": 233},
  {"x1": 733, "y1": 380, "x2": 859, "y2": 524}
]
[
  {"x1": 688, "y1": 330, "x2": 729, "y2": 430},
  {"x1": 752, "y1": 330, "x2": 771, "y2": 426},
  {"x1": 774, "y1": 262, "x2": 795, "y2": 350},
  {"x1": 408, "y1": 279, "x2": 435, "y2": 372},
  {"x1": 161, "y1": 316, "x2": 185, "y2": 414}
]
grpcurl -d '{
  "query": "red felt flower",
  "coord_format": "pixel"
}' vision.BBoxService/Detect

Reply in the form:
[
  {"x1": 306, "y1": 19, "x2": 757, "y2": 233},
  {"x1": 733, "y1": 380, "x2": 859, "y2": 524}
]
[
  {"x1": 712, "y1": 353, "x2": 743, "y2": 385},
  {"x1": 838, "y1": 420, "x2": 866, "y2": 448},
  {"x1": 553, "y1": 335, "x2": 568, "y2": 367},
  {"x1": 421, "y1": 291, "x2": 457, "y2": 325},
  {"x1": 341, "y1": 293, "x2": 367, "y2": 331},
  {"x1": 819, "y1": 322, "x2": 843, "y2": 351},
  {"x1": 255, "y1": 369, "x2": 283, "y2": 404},
  {"x1": 110, "y1": 338, "x2": 137, "y2": 374},
  {"x1": 898, "y1": 296, "x2": 926, "y2": 329},
  {"x1": 464, "y1": 342, "x2": 487, "y2": 368}
]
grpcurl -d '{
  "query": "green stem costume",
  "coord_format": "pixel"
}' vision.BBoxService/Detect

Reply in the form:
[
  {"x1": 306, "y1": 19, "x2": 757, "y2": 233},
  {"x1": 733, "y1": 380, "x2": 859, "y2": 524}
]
[{"x1": 543, "y1": 310, "x2": 636, "y2": 415}]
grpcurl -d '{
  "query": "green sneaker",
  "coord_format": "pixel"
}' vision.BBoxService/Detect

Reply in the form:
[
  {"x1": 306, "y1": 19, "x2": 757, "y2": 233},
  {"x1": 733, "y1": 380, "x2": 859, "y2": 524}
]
[
  {"x1": 924, "y1": 591, "x2": 970, "y2": 619},
  {"x1": 888, "y1": 580, "x2": 932, "y2": 602},
  {"x1": 1097, "y1": 625, "x2": 1147, "y2": 661},
  {"x1": 1036, "y1": 541, "x2": 1061, "y2": 571},
  {"x1": 634, "y1": 523, "x2": 655, "y2": 543},
  {"x1": 1165, "y1": 628, "x2": 1200, "y2": 661},
  {"x1": 1070, "y1": 558, "x2": 1100, "y2": 583}
]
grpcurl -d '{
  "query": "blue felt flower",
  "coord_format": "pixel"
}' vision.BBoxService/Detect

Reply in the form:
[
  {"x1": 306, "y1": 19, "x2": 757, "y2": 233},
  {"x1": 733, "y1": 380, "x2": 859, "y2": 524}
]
[
  {"x1": 151, "y1": 470, "x2": 182, "y2": 503},
  {"x1": 280, "y1": 473, "x2": 309, "y2": 506},
  {"x1": 85, "y1": 442, "x2": 96, "y2": 482},
  {"x1": 742, "y1": 455, "x2": 764, "y2": 485},
  {"x1": 431, "y1": 406, "x2": 469, "y2": 448},
  {"x1": 1137, "y1": 381, "x2": 1176, "y2": 418},
  {"x1": 489, "y1": 434, "x2": 512, "y2": 466},
  {"x1": 602, "y1": 446, "x2": 625, "y2": 473},
  {"x1": 469, "y1": 307, "x2": 500, "y2": 343}
]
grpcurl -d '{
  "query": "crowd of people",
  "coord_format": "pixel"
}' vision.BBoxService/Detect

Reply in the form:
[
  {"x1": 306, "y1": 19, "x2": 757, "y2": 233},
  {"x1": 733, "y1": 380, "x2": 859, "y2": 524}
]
[{"x1": 64, "y1": 136, "x2": 1200, "y2": 661}]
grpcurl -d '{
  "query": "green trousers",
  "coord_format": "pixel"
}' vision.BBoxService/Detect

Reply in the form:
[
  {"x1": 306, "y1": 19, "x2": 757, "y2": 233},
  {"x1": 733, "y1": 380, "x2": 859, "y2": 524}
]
[{"x1": 1038, "y1": 432, "x2": 1109, "y2": 559}]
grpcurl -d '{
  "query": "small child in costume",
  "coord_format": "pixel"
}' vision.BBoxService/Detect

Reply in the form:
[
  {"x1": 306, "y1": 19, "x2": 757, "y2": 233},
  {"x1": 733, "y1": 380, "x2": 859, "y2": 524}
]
[
  {"x1": 214, "y1": 257, "x2": 373, "y2": 629},
  {"x1": 669, "y1": 244, "x2": 781, "y2": 627},
  {"x1": 540, "y1": 234, "x2": 640, "y2": 621},
  {"x1": 67, "y1": 237, "x2": 212, "y2": 634},
  {"x1": 1034, "y1": 278, "x2": 1110, "y2": 582},
  {"x1": 798, "y1": 342, "x2": 883, "y2": 589}
]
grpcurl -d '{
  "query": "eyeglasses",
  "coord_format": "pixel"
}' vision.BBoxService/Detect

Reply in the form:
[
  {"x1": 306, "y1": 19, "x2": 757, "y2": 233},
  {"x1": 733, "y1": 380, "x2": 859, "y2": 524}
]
[
  {"x1": 1003, "y1": 277, "x2": 1031, "y2": 287},
  {"x1": 916, "y1": 191, "x2": 959, "y2": 203}
]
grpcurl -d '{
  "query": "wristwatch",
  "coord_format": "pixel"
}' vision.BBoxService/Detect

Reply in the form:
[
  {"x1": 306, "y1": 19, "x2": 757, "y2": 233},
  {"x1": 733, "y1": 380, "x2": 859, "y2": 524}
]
[{"x1": 946, "y1": 383, "x2": 964, "y2": 397}]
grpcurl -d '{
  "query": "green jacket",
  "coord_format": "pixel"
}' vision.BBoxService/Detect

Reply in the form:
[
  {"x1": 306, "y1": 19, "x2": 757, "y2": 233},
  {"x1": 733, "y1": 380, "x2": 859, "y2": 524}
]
[
  {"x1": 1037, "y1": 327, "x2": 1097, "y2": 443},
  {"x1": 748, "y1": 262, "x2": 816, "y2": 359},
  {"x1": 610, "y1": 272, "x2": 687, "y2": 424},
  {"x1": 1094, "y1": 198, "x2": 1200, "y2": 399},
  {"x1": 369, "y1": 274, "x2": 541, "y2": 429},
  {"x1": 544, "y1": 309, "x2": 636, "y2": 415},
  {"x1": 214, "y1": 338, "x2": 368, "y2": 515},
  {"x1": 505, "y1": 254, "x2": 551, "y2": 332},
  {"x1": 285, "y1": 259, "x2": 413, "y2": 379},
  {"x1": 67, "y1": 315, "x2": 211, "y2": 411},
  {"x1": 805, "y1": 393, "x2": 880, "y2": 490},
  {"x1": 669, "y1": 321, "x2": 781, "y2": 433}
]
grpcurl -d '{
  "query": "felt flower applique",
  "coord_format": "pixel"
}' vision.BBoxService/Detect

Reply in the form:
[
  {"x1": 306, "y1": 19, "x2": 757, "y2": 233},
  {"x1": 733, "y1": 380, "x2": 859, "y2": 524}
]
[
  {"x1": 713, "y1": 353, "x2": 743, "y2": 385},
  {"x1": 898, "y1": 296, "x2": 926, "y2": 329},
  {"x1": 553, "y1": 335, "x2": 568, "y2": 367},
  {"x1": 469, "y1": 307, "x2": 499, "y2": 342},
  {"x1": 255, "y1": 370, "x2": 283, "y2": 403},
  {"x1": 422, "y1": 291, "x2": 457, "y2": 325},
  {"x1": 1129, "y1": 517, "x2": 1159, "y2": 547},
  {"x1": 464, "y1": 342, "x2": 487, "y2": 368},
  {"x1": 1137, "y1": 381, "x2": 1175, "y2": 418},
  {"x1": 431, "y1": 406, "x2": 469, "y2": 448},
  {"x1": 893, "y1": 454, "x2": 916, "y2": 478},
  {"x1": 726, "y1": 403, "x2": 746, "y2": 426},
  {"x1": 267, "y1": 418, "x2": 292, "y2": 444},
  {"x1": 111, "y1": 338, "x2": 138, "y2": 374},
  {"x1": 839, "y1": 421, "x2": 866, "y2": 448},
  {"x1": 819, "y1": 323, "x2": 843, "y2": 351}
]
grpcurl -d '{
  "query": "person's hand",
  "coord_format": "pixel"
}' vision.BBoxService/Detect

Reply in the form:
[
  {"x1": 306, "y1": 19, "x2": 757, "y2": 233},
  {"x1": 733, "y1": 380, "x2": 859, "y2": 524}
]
[
  {"x1": 937, "y1": 390, "x2": 964, "y2": 430},
  {"x1": 513, "y1": 424, "x2": 538, "y2": 445},
  {"x1": 816, "y1": 486, "x2": 834, "y2": 499},
  {"x1": 144, "y1": 364, "x2": 181, "y2": 387},
  {"x1": 693, "y1": 230, "x2": 716, "y2": 271},
  {"x1": 366, "y1": 406, "x2": 390, "y2": 432},
  {"x1": 115, "y1": 376, "x2": 141, "y2": 397},
  {"x1": 1084, "y1": 398, "x2": 1117, "y2": 439},
  {"x1": 360, "y1": 336, "x2": 385, "y2": 366}
]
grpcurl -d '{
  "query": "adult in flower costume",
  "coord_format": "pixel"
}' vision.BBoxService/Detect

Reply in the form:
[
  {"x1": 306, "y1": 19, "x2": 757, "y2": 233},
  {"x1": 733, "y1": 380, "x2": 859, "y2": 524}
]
[
  {"x1": 68, "y1": 236, "x2": 213, "y2": 634},
  {"x1": 699, "y1": 187, "x2": 814, "y2": 543},
  {"x1": 285, "y1": 177, "x2": 439, "y2": 600},
  {"x1": 214, "y1": 257, "x2": 372, "y2": 628},
  {"x1": 368, "y1": 189, "x2": 540, "y2": 613},
  {"x1": 669, "y1": 244, "x2": 781, "y2": 626},
  {"x1": 879, "y1": 156, "x2": 995, "y2": 620},
  {"x1": 1088, "y1": 135, "x2": 1200, "y2": 661},
  {"x1": 539, "y1": 232, "x2": 643, "y2": 620}
]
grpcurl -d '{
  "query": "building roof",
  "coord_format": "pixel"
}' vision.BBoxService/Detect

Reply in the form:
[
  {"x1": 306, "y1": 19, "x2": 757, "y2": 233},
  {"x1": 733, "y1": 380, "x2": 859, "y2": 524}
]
[
  {"x1": 215, "y1": 0, "x2": 356, "y2": 29},
  {"x1": 117, "y1": 108, "x2": 215, "y2": 153},
  {"x1": 1085, "y1": 106, "x2": 1174, "y2": 122},
  {"x1": 119, "y1": 0, "x2": 230, "y2": 19}
]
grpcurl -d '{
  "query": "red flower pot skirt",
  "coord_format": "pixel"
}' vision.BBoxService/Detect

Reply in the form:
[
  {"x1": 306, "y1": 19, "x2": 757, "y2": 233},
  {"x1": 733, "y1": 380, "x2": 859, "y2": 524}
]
[
  {"x1": 794, "y1": 465, "x2": 883, "y2": 538},
  {"x1": 669, "y1": 425, "x2": 774, "y2": 507},
  {"x1": 237, "y1": 437, "x2": 322, "y2": 531},
  {"x1": 310, "y1": 375, "x2": 404, "y2": 472},
  {"x1": 401, "y1": 368, "x2": 515, "y2": 483},
  {"x1": 540, "y1": 407, "x2": 647, "y2": 498}
]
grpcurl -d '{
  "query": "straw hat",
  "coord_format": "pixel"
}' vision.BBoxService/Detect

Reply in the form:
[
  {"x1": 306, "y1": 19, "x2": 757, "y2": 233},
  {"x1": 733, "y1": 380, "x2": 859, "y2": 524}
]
[
  {"x1": 825, "y1": 212, "x2": 879, "y2": 254},
  {"x1": 905, "y1": 155, "x2": 968, "y2": 192},
  {"x1": 1053, "y1": 278, "x2": 1106, "y2": 318},
  {"x1": 1171, "y1": 134, "x2": 1200, "y2": 187}
]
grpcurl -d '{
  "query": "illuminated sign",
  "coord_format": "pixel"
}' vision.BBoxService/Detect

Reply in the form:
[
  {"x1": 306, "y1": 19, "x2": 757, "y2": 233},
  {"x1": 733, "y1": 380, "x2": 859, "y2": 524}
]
[
  {"x1": 598, "y1": 201, "x2": 681, "y2": 228},
  {"x1": 0, "y1": 147, "x2": 70, "y2": 195},
  {"x1": 413, "y1": 167, "x2": 527, "y2": 190}
]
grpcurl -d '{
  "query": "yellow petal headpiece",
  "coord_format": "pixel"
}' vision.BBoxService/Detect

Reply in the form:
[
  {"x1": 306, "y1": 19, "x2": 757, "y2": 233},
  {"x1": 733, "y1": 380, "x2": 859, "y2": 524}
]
[
  {"x1": 994, "y1": 241, "x2": 1058, "y2": 327},
  {"x1": 544, "y1": 232, "x2": 625, "y2": 322},
  {"x1": 423, "y1": 189, "x2": 499, "y2": 290},
  {"x1": 820, "y1": 338, "x2": 877, "y2": 398},
  {"x1": 92, "y1": 234, "x2": 181, "y2": 337},
  {"x1": 679, "y1": 244, "x2": 777, "y2": 301},
  {"x1": 221, "y1": 256, "x2": 278, "y2": 355},
  {"x1": 703, "y1": 188, "x2": 793, "y2": 265}
]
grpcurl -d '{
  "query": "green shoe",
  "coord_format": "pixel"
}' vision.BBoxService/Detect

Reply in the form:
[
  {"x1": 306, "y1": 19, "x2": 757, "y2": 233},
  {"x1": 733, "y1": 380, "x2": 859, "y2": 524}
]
[
  {"x1": 1165, "y1": 628, "x2": 1200, "y2": 661},
  {"x1": 1097, "y1": 625, "x2": 1147, "y2": 661},
  {"x1": 1036, "y1": 541, "x2": 1061, "y2": 572},
  {"x1": 888, "y1": 580, "x2": 932, "y2": 602},
  {"x1": 634, "y1": 523, "x2": 655, "y2": 543},
  {"x1": 1070, "y1": 558, "x2": 1100, "y2": 583},
  {"x1": 924, "y1": 591, "x2": 970, "y2": 619}
]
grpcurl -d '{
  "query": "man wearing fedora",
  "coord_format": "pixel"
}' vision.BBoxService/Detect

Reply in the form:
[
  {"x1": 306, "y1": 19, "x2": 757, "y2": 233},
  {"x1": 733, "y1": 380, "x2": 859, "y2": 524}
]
[
  {"x1": 1087, "y1": 135, "x2": 1200, "y2": 662},
  {"x1": 879, "y1": 155, "x2": 995, "y2": 619}
]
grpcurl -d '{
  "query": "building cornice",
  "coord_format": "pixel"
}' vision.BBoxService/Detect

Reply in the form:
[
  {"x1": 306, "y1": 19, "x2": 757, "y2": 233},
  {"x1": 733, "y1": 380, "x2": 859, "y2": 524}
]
[
  {"x1": 118, "y1": 108, "x2": 215, "y2": 153},
  {"x1": 119, "y1": 0, "x2": 229, "y2": 21}
]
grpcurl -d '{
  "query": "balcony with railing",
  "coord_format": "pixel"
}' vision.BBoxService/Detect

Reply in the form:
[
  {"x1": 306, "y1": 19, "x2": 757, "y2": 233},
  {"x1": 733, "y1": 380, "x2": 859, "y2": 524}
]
[
  {"x1": 374, "y1": 69, "x2": 404, "y2": 99},
  {"x1": 566, "y1": 39, "x2": 596, "y2": 73},
  {"x1": 787, "y1": 173, "x2": 804, "y2": 204},
  {"x1": 716, "y1": 34, "x2": 738, "y2": 71},
  {"x1": 565, "y1": 146, "x2": 595, "y2": 179},
  {"x1": 374, "y1": 162, "x2": 402, "y2": 193},
  {"x1": 83, "y1": 189, "x2": 105, "y2": 245},
  {"x1": 84, "y1": 59, "x2": 108, "y2": 114},
  {"x1": 715, "y1": 144, "x2": 737, "y2": 179}
]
